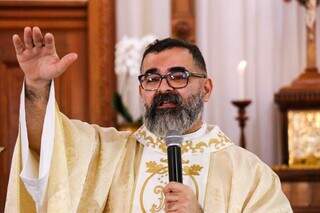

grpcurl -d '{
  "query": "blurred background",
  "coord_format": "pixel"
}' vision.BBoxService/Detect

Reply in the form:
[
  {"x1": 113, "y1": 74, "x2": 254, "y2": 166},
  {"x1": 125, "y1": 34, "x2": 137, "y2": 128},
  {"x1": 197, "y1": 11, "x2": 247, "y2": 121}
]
[{"x1": 1, "y1": 0, "x2": 320, "y2": 211}]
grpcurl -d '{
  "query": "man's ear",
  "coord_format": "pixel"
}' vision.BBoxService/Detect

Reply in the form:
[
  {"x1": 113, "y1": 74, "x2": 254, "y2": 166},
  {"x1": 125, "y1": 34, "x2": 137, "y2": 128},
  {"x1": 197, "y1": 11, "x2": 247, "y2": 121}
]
[
  {"x1": 139, "y1": 85, "x2": 145, "y2": 103},
  {"x1": 139, "y1": 85, "x2": 142, "y2": 96},
  {"x1": 202, "y1": 78, "x2": 213, "y2": 102}
]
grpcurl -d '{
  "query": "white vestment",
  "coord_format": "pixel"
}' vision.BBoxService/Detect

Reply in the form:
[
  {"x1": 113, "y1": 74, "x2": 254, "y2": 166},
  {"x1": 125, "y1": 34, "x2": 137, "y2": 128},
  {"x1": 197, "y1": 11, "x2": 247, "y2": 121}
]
[{"x1": 5, "y1": 83, "x2": 293, "y2": 213}]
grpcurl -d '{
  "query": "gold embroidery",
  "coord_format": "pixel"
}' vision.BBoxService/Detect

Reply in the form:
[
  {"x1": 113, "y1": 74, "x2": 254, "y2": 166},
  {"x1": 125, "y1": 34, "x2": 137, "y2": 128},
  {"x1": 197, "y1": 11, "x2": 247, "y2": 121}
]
[
  {"x1": 139, "y1": 131, "x2": 161, "y2": 149},
  {"x1": 190, "y1": 175, "x2": 199, "y2": 199},
  {"x1": 181, "y1": 141, "x2": 208, "y2": 153},
  {"x1": 183, "y1": 165, "x2": 203, "y2": 176},
  {"x1": 150, "y1": 186, "x2": 165, "y2": 213},
  {"x1": 135, "y1": 127, "x2": 232, "y2": 155},
  {"x1": 138, "y1": 130, "x2": 167, "y2": 153},
  {"x1": 134, "y1": 125, "x2": 231, "y2": 211},
  {"x1": 209, "y1": 132, "x2": 231, "y2": 149},
  {"x1": 140, "y1": 172, "x2": 159, "y2": 213},
  {"x1": 140, "y1": 160, "x2": 203, "y2": 212},
  {"x1": 160, "y1": 158, "x2": 190, "y2": 164},
  {"x1": 146, "y1": 161, "x2": 167, "y2": 174}
]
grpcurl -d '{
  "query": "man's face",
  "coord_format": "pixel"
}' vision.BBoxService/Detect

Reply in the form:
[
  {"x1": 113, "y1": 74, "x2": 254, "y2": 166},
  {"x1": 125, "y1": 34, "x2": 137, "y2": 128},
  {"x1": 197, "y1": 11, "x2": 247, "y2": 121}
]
[{"x1": 140, "y1": 47, "x2": 212, "y2": 137}]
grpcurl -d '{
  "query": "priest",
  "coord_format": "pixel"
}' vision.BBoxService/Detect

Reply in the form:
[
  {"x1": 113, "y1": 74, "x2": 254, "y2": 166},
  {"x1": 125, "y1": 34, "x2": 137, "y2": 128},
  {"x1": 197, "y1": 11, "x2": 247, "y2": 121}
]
[{"x1": 5, "y1": 26, "x2": 292, "y2": 212}]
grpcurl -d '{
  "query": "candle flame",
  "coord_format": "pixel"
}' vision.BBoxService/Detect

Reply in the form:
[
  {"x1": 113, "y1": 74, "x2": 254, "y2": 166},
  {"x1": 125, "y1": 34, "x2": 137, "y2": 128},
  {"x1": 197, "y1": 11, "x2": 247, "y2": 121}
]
[{"x1": 238, "y1": 60, "x2": 247, "y2": 71}]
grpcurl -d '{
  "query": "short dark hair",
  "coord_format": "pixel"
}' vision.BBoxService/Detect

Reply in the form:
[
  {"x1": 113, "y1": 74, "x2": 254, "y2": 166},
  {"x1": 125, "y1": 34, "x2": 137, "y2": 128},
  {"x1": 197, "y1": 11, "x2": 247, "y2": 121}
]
[{"x1": 141, "y1": 38, "x2": 207, "y2": 72}]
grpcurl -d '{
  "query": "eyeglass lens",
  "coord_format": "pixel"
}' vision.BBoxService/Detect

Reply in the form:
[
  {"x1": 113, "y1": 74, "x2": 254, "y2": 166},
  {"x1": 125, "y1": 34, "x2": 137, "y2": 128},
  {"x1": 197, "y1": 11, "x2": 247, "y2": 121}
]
[{"x1": 140, "y1": 67, "x2": 188, "y2": 90}]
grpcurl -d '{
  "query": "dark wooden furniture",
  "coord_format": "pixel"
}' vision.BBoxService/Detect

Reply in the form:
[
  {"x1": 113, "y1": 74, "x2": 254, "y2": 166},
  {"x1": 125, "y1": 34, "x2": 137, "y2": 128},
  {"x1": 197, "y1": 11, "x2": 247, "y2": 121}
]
[
  {"x1": 274, "y1": 67, "x2": 320, "y2": 165},
  {"x1": 0, "y1": 0, "x2": 116, "y2": 211},
  {"x1": 274, "y1": 166, "x2": 320, "y2": 212}
]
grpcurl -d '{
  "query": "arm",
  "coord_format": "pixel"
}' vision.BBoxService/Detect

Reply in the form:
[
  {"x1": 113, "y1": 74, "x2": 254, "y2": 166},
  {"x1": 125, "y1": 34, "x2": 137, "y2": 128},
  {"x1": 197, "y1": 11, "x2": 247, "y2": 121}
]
[
  {"x1": 25, "y1": 82, "x2": 50, "y2": 154},
  {"x1": 12, "y1": 26, "x2": 78, "y2": 154}
]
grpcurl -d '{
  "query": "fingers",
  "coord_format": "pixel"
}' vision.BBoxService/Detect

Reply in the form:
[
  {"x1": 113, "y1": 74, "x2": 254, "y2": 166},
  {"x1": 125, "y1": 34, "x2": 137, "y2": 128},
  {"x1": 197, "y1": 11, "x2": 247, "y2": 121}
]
[
  {"x1": 164, "y1": 182, "x2": 186, "y2": 194},
  {"x1": 12, "y1": 34, "x2": 25, "y2": 55},
  {"x1": 165, "y1": 202, "x2": 179, "y2": 212},
  {"x1": 164, "y1": 183, "x2": 200, "y2": 213},
  {"x1": 17, "y1": 26, "x2": 57, "y2": 53},
  {"x1": 55, "y1": 53, "x2": 78, "y2": 75},
  {"x1": 165, "y1": 194, "x2": 179, "y2": 202},
  {"x1": 32, "y1": 26, "x2": 44, "y2": 48},
  {"x1": 23, "y1": 26, "x2": 48, "y2": 49},
  {"x1": 24, "y1": 26, "x2": 33, "y2": 49},
  {"x1": 44, "y1": 32, "x2": 56, "y2": 53}
]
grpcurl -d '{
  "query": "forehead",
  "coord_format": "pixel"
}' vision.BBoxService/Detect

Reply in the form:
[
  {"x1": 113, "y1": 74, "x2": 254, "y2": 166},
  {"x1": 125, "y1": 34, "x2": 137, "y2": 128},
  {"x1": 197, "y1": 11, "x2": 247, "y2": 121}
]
[{"x1": 141, "y1": 47, "x2": 195, "y2": 73}]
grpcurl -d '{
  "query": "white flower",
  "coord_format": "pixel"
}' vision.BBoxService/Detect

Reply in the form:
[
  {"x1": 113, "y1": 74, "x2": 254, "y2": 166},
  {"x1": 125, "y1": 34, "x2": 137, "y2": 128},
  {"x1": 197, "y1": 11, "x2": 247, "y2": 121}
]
[{"x1": 115, "y1": 35, "x2": 157, "y2": 76}]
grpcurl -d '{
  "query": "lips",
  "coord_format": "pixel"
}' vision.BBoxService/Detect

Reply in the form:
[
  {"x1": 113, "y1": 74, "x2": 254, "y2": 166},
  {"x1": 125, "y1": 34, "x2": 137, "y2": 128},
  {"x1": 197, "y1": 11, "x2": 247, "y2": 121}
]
[
  {"x1": 151, "y1": 92, "x2": 182, "y2": 111},
  {"x1": 157, "y1": 101, "x2": 177, "y2": 109}
]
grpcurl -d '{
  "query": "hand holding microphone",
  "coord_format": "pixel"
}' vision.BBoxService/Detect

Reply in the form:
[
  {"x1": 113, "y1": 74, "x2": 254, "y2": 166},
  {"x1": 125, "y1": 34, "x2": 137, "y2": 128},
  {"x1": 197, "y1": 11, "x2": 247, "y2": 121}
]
[{"x1": 164, "y1": 131, "x2": 203, "y2": 212}]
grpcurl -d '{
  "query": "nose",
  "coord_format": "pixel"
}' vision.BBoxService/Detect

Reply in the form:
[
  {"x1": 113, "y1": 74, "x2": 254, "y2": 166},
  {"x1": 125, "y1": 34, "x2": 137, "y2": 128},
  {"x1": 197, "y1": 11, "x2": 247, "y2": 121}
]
[{"x1": 157, "y1": 77, "x2": 174, "y2": 92}]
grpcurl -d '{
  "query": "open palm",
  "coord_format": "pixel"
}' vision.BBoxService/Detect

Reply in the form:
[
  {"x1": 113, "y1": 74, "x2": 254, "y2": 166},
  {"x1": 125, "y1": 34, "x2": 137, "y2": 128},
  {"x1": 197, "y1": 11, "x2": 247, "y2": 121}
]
[{"x1": 13, "y1": 26, "x2": 77, "y2": 87}]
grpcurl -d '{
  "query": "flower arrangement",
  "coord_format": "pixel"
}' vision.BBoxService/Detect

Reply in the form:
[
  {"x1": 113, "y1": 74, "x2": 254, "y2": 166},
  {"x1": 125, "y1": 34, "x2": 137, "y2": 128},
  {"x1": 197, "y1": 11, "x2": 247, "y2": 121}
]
[
  {"x1": 113, "y1": 35, "x2": 157, "y2": 128},
  {"x1": 115, "y1": 35, "x2": 157, "y2": 77}
]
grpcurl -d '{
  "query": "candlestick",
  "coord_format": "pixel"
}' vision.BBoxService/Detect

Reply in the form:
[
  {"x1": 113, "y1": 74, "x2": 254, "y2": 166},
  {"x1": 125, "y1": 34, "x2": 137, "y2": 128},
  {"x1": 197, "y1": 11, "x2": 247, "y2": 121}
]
[
  {"x1": 232, "y1": 99, "x2": 251, "y2": 148},
  {"x1": 237, "y1": 60, "x2": 247, "y2": 100}
]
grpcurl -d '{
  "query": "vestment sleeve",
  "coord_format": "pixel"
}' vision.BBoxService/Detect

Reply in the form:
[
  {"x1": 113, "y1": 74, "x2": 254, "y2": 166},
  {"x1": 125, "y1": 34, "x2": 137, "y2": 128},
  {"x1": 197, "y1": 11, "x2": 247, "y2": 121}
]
[
  {"x1": 5, "y1": 81, "x2": 129, "y2": 212},
  {"x1": 242, "y1": 161, "x2": 293, "y2": 213}
]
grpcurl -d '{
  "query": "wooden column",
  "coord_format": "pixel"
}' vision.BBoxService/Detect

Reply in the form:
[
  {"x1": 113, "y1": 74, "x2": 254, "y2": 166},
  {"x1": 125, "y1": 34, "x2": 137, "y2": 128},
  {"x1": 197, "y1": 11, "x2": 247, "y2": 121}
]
[
  {"x1": 171, "y1": 0, "x2": 195, "y2": 42},
  {"x1": 88, "y1": 0, "x2": 116, "y2": 126}
]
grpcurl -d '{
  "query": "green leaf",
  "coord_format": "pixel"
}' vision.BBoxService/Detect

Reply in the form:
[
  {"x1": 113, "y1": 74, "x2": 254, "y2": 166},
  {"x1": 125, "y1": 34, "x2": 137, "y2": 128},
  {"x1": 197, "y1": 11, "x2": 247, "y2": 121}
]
[{"x1": 112, "y1": 92, "x2": 134, "y2": 123}]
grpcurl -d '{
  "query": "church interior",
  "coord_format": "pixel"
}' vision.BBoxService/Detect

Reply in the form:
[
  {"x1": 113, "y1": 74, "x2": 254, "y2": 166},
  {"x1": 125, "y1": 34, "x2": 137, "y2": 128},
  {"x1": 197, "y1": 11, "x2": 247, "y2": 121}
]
[{"x1": 0, "y1": 0, "x2": 320, "y2": 212}]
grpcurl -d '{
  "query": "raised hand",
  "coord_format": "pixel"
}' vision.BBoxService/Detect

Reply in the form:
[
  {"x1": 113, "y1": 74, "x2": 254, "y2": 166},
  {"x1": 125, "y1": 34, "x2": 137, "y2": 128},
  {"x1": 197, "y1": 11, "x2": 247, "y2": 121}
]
[
  {"x1": 12, "y1": 26, "x2": 78, "y2": 89},
  {"x1": 12, "y1": 27, "x2": 78, "y2": 153}
]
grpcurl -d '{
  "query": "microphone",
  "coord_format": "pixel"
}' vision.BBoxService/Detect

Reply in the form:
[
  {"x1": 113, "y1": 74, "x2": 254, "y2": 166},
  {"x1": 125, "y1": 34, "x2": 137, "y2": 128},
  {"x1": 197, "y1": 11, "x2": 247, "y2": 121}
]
[{"x1": 165, "y1": 130, "x2": 183, "y2": 183}]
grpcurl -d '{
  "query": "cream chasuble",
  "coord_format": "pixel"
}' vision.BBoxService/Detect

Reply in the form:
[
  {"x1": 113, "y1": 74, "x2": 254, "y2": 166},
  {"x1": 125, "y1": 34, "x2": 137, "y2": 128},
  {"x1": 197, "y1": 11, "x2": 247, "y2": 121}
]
[
  {"x1": 131, "y1": 124, "x2": 231, "y2": 212},
  {"x1": 5, "y1": 82, "x2": 293, "y2": 213}
]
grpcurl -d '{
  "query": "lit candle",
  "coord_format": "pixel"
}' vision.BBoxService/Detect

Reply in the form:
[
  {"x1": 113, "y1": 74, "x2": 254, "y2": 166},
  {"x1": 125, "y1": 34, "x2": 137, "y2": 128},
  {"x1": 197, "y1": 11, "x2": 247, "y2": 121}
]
[{"x1": 237, "y1": 60, "x2": 247, "y2": 100}]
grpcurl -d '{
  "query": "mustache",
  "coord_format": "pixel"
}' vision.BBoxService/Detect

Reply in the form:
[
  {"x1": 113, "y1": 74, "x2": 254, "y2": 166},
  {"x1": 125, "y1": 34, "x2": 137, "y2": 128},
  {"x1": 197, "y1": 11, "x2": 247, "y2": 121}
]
[{"x1": 151, "y1": 91, "x2": 183, "y2": 109}]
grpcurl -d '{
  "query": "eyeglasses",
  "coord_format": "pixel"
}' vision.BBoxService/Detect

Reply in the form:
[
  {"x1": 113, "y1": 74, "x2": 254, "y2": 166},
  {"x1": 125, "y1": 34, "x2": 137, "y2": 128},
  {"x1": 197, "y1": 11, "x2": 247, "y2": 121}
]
[{"x1": 138, "y1": 67, "x2": 207, "y2": 91}]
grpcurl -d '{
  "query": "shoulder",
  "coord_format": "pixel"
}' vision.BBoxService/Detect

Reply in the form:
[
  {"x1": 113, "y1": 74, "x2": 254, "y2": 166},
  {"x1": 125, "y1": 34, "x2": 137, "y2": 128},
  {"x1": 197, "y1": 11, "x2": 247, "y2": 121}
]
[
  {"x1": 59, "y1": 113, "x2": 134, "y2": 145},
  {"x1": 217, "y1": 145, "x2": 265, "y2": 165},
  {"x1": 92, "y1": 125, "x2": 132, "y2": 144},
  {"x1": 216, "y1": 144, "x2": 273, "y2": 172},
  {"x1": 206, "y1": 125, "x2": 269, "y2": 171},
  {"x1": 211, "y1": 144, "x2": 280, "y2": 189}
]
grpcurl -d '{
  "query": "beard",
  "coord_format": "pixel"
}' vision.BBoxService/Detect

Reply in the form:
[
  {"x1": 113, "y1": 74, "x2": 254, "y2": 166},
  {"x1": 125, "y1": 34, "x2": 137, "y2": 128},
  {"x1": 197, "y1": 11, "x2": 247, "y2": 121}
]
[{"x1": 144, "y1": 91, "x2": 204, "y2": 138}]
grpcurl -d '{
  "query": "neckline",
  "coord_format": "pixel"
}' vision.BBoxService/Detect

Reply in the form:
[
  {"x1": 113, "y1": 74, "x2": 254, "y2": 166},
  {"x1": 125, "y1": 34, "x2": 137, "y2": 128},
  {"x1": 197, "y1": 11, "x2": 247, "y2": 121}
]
[
  {"x1": 183, "y1": 123, "x2": 207, "y2": 141},
  {"x1": 133, "y1": 124, "x2": 233, "y2": 155}
]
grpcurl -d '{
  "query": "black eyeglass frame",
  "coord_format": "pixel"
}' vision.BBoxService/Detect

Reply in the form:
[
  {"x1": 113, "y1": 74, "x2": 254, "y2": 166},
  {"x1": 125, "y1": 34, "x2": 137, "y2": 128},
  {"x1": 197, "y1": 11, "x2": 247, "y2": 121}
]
[{"x1": 138, "y1": 68, "x2": 207, "y2": 91}]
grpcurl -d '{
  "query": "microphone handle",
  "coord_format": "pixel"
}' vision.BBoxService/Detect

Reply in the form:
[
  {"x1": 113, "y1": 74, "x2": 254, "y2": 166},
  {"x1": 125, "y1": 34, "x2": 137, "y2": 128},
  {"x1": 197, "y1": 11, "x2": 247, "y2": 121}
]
[{"x1": 167, "y1": 145, "x2": 183, "y2": 183}]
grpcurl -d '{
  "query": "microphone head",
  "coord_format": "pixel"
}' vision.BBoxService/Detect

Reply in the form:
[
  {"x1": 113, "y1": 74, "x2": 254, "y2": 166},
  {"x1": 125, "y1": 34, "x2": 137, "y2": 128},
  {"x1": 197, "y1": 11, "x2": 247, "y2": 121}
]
[{"x1": 165, "y1": 130, "x2": 183, "y2": 147}]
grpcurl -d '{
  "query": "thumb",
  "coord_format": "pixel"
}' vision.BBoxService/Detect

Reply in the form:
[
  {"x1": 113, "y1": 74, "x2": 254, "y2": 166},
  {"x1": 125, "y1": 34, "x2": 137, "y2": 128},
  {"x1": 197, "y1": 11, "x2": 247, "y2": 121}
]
[{"x1": 55, "y1": 53, "x2": 78, "y2": 76}]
